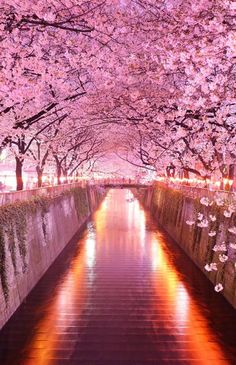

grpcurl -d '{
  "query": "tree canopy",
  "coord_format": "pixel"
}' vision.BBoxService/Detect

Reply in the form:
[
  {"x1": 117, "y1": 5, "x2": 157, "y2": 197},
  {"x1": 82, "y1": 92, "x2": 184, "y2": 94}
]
[{"x1": 0, "y1": 0, "x2": 236, "y2": 188}]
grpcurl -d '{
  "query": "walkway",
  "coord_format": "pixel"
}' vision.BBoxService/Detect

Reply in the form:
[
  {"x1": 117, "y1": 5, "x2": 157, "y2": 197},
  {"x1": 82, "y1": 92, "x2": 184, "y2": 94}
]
[{"x1": 0, "y1": 189, "x2": 236, "y2": 364}]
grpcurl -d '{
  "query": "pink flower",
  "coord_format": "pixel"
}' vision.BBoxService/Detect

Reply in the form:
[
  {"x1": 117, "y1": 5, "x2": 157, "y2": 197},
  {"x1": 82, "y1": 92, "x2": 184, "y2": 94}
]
[
  {"x1": 219, "y1": 254, "x2": 228, "y2": 263},
  {"x1": 209, "y1": 215, "x2": 216, "y2": 222},
  {"x1": 186, "y1": 220, "x2": 195, "y2": 226},
  {"x1": 197, "y1": 219, "x2": 208, "y2": 228},
  {"x1": 214, "y1": 283, "x2": 223, "y2": 292},
  {"x1": 197, "y1": 213, "x2": 204, "y2": 221},
  {"x1": 200, "y1": 197, "x2": 210, "y2": 206},
  {"x1": 215, "y1": 198, "x2": 224, "y2": 206},
  {"x1": 213, "y1": 243, "x2": 227, "y2": 252},
  {"x1": 208, "y1": 231, "x2": 216, "y2": 237},
  {"x1": 204, "y1": 263, "x2": 217, "y2": 272},
  {"x1": 224, "y1": 210, "x2": 232, "y2": 218},
  {"x1": 228, "y1": 227, "x2": 236, "y2": 235}
]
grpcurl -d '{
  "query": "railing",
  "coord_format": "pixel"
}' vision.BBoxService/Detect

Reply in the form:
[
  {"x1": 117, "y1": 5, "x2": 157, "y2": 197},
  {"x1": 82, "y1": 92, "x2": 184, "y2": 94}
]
[
  {"x1": 0, "y1": 178, "x2": 151, "y2": 206},
  {"x1": 90, "y1": 178, "x2": 150, "y2": 186},
  {"x1": 157, "y1": 181, "x2": 236, "y2": 204},
  {"x1": 90, "y1": 178, "x2": 134, "y2": 185},
  {"x1": 5, "y1": 177, "x2": 235, "y2": 207},
  {"x1": 0, "y1": 182, "x2": 88, "y2": 206}
]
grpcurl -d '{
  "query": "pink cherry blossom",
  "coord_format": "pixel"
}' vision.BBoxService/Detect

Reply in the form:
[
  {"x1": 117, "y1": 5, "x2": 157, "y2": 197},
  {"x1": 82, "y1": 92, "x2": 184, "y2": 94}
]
[{"x1": 214, "y1": 283, "x2": 224, "y2": 292}]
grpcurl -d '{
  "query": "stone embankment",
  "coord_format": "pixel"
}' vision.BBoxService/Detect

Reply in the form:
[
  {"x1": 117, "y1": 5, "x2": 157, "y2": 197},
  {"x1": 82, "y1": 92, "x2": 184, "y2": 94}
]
[
  {"x1": 137, "y1": 183, "x2": 236, "y2": 309},
  {"x1": 0, "y1": 184, "x2": 105, "y2": 329}
]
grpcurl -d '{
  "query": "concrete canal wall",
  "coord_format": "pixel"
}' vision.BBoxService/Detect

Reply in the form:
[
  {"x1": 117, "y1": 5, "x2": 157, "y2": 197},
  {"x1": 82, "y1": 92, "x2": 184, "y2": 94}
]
[
  {"x1": 137, "y1": 184, "x2": 236, "y2": 309},
  {"x1": 0, "y1": 185, "x2": 105, "y2": 330}
]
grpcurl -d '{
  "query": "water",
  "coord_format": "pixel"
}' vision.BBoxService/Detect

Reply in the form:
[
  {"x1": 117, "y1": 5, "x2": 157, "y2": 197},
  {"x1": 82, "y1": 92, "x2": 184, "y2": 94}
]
[{"x1": 0, "y1": 189, "x2": 236, "y2": 364}]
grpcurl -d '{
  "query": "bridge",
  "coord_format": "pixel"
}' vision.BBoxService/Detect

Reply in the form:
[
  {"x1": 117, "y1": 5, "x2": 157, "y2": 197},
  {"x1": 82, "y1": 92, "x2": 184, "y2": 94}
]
[
  {"x1": 99, "y1": 183, "x2": 150, "y2": 188},
  {"x1": 0, "y1": 179, "x2": 150, "y2": 206},
  {"x1": 90, "y1": 178, "x2": 151, "y2": 189}
]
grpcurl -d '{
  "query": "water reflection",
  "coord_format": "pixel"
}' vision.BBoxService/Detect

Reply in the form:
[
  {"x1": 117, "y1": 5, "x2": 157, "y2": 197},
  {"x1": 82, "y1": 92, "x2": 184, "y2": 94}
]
[
  {"x1": 150, "y1": 231, "x2": 228, "y2": 362},
  {"x1": 127, "y1": 191, "x2": 146, "y2": 251},
  {"x1": 175, "y1": 283, "x2": 189, "y2": 324},
  {"x1": 22, "y1": 233, "x2": 89, "y2": 364},
  {"x1": 85, "y1": 224, "x2": 96, "y2": 269}
]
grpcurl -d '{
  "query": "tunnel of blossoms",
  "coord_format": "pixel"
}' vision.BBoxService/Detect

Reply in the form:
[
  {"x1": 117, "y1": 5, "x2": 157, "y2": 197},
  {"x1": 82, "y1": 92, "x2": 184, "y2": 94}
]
[
  {"x1": 0, "y1": 0, "x2": 236, "y2": 188},
  {"x1": 1, "y1": 1, "x2": 236, "y2": 364}
]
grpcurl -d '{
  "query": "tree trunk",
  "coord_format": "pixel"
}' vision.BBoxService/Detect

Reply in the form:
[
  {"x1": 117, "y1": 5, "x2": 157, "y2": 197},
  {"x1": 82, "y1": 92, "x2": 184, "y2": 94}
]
[
  {"x1": 183, "y1": 169, "x2": 189, "y2": 179},
  {"x1": 36, "y1": 166, "x2": 43, "y2": 188},
  {"x1": 166, "y1": 164, "x2": 175, "y2": 177},
  {"x1": 219, "y1": 164, "x2": 228, "y2": 190},
  {"x1": 16, "y1": 157, "x2": 24, "y2": 191},
  {"x1": 57, "y1": 164, "x2": 62, "y2": 185},
  {"x1": 63, "y1": 169, "x2": 68, "y2": 184},
  {"x1": 229, "y1": 164, "x2": 236, "y2": 191},
  {"x1": 53, "y1": 155, "x2": 62, "y2": 185}
]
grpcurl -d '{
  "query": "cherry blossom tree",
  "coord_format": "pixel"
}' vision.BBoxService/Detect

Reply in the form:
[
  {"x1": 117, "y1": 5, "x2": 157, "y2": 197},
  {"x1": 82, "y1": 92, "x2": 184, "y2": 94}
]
[{"x1": 1, "y1": 0, "x2": 236, "y2": 188}]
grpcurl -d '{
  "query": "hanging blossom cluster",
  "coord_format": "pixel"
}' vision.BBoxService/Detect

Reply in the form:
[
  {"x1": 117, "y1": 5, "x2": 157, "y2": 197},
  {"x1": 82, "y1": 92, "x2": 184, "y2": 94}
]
[{"x1": 186, "y1": 194, "x2": 236, "y2": 293}]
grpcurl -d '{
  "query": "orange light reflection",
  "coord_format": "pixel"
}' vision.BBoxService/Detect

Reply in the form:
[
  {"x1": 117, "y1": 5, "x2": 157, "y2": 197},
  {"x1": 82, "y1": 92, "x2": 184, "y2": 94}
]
[
  {"x1": 23, "y1": 237, "x2": 88, "y2": 364},
  {"x1": 150, "y1": 231, "x2": 228, "y2": 363}
]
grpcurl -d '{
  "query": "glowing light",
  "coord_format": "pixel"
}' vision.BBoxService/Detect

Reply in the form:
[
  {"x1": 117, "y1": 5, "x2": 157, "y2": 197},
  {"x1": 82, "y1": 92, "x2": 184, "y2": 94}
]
[
  {"x1": 175, "y1": 283, "x2": 190, "y2": 325},
  {"x1": 223, "y1": 178, "x2": 228, "y2": 186},
  {"x1": 0, "y1": 149, "x2": 7, "y2": 161},
  {"x1": 150, "y1": 231, "x2": 226, "y2": 361},
  {"x1": 85, "y1": 232, "x2": 96, "y2": 269}
]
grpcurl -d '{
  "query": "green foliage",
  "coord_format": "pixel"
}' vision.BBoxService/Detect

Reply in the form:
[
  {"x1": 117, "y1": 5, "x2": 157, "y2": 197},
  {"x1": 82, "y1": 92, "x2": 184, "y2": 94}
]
[
  {"x1": 8, "y1": 222, "x2": 17, "y2": 272},
  {"x1": 0, "y1": 196, "x2": 51, "y2": 301},
  {"x1": 0, "y1": 226, "x2": 7, "y2": 300},
  {"x1": 68, "y1": 187, "x2": 90, "y2": 220},
  {"x1": 0, "y1": 186, "x2": 91, "y2": 302}
]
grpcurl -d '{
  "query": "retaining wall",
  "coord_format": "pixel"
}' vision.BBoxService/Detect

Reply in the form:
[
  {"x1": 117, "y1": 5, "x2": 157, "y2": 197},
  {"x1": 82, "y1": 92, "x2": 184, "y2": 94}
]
[
  {"x1": 0, "y1": 185, "x2": 105, "y2": 330},
  {"x1": 137, "y1": 184, "x2": 236, "y2": 309}
]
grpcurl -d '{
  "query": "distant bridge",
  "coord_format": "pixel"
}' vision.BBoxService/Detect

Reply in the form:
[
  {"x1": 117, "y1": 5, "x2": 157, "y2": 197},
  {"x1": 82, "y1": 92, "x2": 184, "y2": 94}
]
[
  {"x1": 0, "y1": 179, "x2": 151, "y2": 206},
  {"x1": 98, "y1": 183, "x2": 150, "y2": 189},
  {"x1": 92, "y1": 178, "x2": 151, "y2": 189}
]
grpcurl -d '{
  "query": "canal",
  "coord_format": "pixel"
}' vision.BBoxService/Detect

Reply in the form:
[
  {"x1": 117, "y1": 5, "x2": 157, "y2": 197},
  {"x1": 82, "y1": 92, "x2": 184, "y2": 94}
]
[{"x1": 0, "y1": 189, "x2": 236, "y2": 364}]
